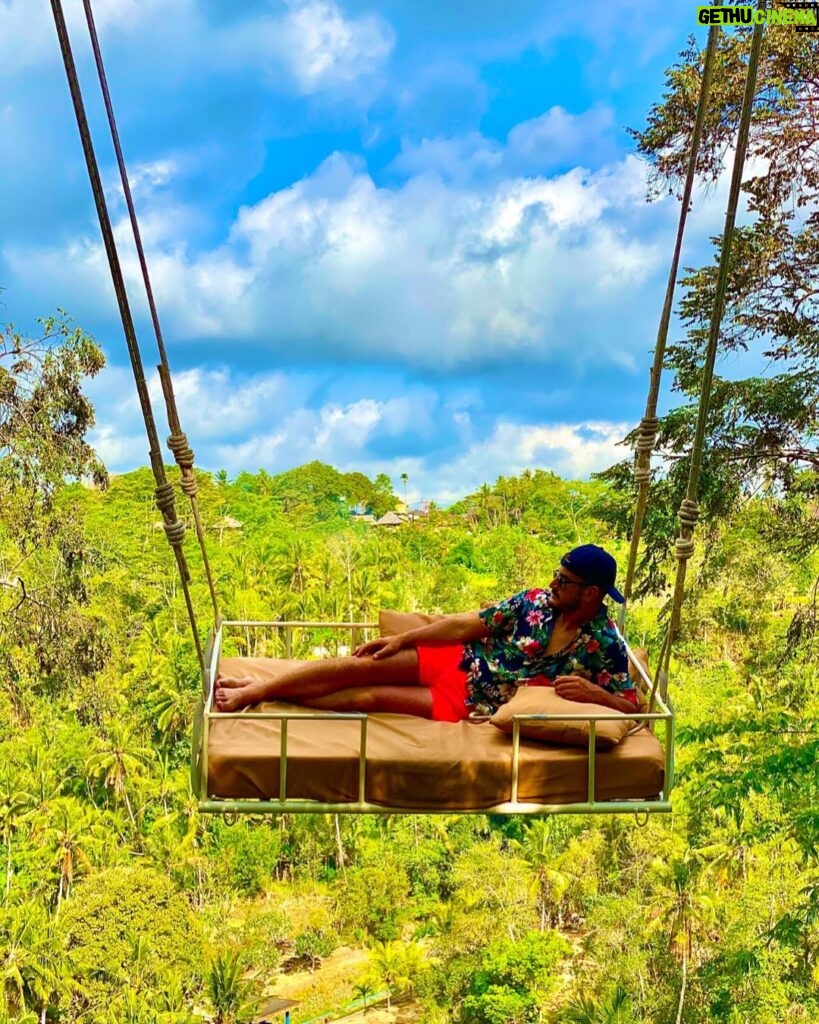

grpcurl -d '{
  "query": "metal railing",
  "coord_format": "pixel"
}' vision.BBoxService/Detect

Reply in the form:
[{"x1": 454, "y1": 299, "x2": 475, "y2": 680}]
[{"x1": 194, "y1": 620, "x2": 674, "y2": 816}]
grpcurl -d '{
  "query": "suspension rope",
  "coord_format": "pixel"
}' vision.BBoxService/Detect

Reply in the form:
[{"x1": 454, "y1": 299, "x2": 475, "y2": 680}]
[
  {"x1": 49, "y1": 0, "x2": 205, "y2": 674},
  {"x1": 622, "y1": 14, "x2": 722, "y2": 608},
  {"x1": 81, "y1": 0, "x2": 220, "y2": 623},
  {"x1": 652, "y1": 15, "x2": 766, "y2": 706}
]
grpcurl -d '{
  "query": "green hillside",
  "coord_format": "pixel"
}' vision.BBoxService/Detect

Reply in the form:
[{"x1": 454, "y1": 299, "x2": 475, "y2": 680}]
[{"x1": 2, "y1": 432, "x2": 818, "y2": 1022}]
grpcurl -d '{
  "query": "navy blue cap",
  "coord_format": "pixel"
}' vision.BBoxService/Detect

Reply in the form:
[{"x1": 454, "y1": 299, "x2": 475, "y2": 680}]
[{"x1": 560, "y1": 545, "x2": 625, "y2": 604}]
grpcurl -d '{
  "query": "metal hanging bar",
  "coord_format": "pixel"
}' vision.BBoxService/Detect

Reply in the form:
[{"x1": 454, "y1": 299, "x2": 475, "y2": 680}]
[
  {"x1": 81, "y1": 0, "x2": 220, "y2": 624},
  {"x1": 622, "y1": 13, "x2": 723, "y2": 610},
  {"x1": 657, "y1": 14, "x2": 766, "y2": 699},
  {"x1": 49, "y1": 0, "x2": 205, "y2": 674}
]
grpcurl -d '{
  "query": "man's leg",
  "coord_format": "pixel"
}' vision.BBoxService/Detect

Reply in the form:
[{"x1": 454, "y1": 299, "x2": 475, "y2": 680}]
[
  {"x1": 215, "y1": 649, "x2": 422, "y2": 712},
  {"x1": 303, "y1": 685, "x2": 433, "y2": 717}
]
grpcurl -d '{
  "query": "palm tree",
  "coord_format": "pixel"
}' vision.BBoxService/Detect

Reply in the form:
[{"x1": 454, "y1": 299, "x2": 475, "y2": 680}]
[
  {"x1": 511, "y1": 819, "x2": 569, "y2": 930},
  {"x1": 0, "y1": 902, "x2": 49, "y2": 1019},
  {"x1": 400, "y1": 473, "x2": 409, "y2": 509},
  {"x1": 398, "y1": 941, "x2": 425, "y2": 999},
  {"x1": 369, "y1": 941, "x2": 404, "y2": 1011},
  {"x1": 558, "y1": 984, "x2": 633, "y2": 1023},
  {"x1": 85, "y1": 722, "x2": 152, "y2": 828},
  {"x1": 0, "y1": 771, "x2": 30, "y2": 897},
  {"x1": 22, "y1": 749, "x2": 61, "y2": 821},
  {"x1": 352, "y1": 980, "x2": 375, "y2": 1012},
  {"x1": 206, "y1": 949, "x2": 257, "y2": 1024},
  {"x1": 146, "y1": 786, "x2": 211, "y2": 908},
  {"x1": 273, "y1": 539, "x2": 317, "y2": 596},
  {"x1": 645, "y1": 857, "x2": 716, "y2": 1024},
  {"x1": 43, "y1": 796, "x2": 98, "y2": 908},
  {"x1": 28, "y1": 911, "x2": 79, "y2": 1024},
  {"x1": 692, "y1": 807, "x2": 754, "y2": 887},
  {"x1": 149, "y1": 682, "x2": 191, "y2": 748}
]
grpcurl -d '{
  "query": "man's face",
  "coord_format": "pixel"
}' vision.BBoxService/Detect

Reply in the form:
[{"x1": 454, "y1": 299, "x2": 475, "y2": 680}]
[{"x1": 548, "y1": 567, "x2": 590, "y2": 612}]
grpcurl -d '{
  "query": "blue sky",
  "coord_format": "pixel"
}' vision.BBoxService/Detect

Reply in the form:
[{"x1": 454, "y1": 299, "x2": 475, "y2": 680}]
[{"x1": 1, "y1": 0, "x2": 733, "y2": 505}]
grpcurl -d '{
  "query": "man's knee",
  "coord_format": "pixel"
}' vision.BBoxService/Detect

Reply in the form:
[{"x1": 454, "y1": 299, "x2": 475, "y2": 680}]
[{"x1": 309, "y1": 687, "x2": 377, "y2": 712}]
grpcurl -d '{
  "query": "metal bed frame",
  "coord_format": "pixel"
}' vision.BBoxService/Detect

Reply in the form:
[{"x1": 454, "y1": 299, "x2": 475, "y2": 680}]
[{"x1": 192, "y1": 620, "x2": 675, "y2": 816}]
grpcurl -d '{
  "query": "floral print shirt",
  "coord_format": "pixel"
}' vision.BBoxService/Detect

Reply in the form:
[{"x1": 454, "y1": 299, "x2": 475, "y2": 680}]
[{"x1": 460, "y1": 587, "x2": 636, "y2": 715}]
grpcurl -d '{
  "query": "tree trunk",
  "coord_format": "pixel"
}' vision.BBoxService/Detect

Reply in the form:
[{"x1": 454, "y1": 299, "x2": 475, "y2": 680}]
[
  {"x1": 334, "y1": 814, "x2": 346, "y2": 874},
  {"x1": 675, "y1": 951, "x2": 688, "y2": 1024},
  {"x1": 123, "y1": 787, "x2": 137, "y2": 829}
]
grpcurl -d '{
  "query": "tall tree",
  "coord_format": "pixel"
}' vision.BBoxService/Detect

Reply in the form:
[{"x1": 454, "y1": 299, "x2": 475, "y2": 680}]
[
  {"x1": 0, "y1": 312, "x2": 106, "y2": 550},
  {"x1": 645, "y1": 857, "x2": 716, "y2": 1024},
  {"x1": 0, "y1": 311, "x2": 107, "y2": 705},
  {"x1": 601, "y1": 27, "x2": 819, "y2": 593}
]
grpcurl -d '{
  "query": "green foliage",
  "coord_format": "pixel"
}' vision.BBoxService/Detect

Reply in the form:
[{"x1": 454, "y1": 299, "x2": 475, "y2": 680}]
[
  {"x1": 293, "y1": 929, "x2": 337, "y2": 971},
  {"x1": 336, "y1": 855, "x2": 411, "y2": 940},
  {"x1": 5, "y1": 300, "x2": 819, "y2": 1023},
  {"x1": 460, "y1": 932, "x2": 570, "y2": 1024},
  {"x1": 59, "y1": 866, "x2": 203, "y2": 1020},
  {"x1": 0, "y1": 313, "x2": 106, "y2": 550},
  {"x1": 206, "y1": 949, "x2": 259, "y2": 1024},
  {"x1": 557, "y1": 984, "x2": 633, "y2": 1024},
  {"x1": 461, "y1": 985, "x2": 538, "y2": 1024},
  {"x1": 210, "y1": 820, "x2": 283, "y2": 896},
  {"x1": 601, "y1": 30, "x2": 819, "y2": 596}
]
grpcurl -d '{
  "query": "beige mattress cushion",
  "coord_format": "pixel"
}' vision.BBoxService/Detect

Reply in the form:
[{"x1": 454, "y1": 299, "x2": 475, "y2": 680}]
[
  {"x1": 490, "y1": 686, "x2": 632, "y2": 750},
  {"x1": 209, "y1": 657, "x2": 665, "y2": 808}
]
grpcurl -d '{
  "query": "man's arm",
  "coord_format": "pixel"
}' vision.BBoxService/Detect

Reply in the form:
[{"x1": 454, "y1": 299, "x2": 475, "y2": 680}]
[
  {"x1": 353, "y1": 612, "x2": 489, "y2": 659},
  {"x1": 554, "y1": 676, "x2": 637, "y2": 715}
]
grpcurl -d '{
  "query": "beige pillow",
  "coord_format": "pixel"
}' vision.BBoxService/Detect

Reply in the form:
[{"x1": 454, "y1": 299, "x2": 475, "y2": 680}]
[
  {"x1": 490, "y1": 685, "x2": 631, "y2": 749},
  {"x1": 379, "y1": 609, "x2": 446, "y2": 636}
]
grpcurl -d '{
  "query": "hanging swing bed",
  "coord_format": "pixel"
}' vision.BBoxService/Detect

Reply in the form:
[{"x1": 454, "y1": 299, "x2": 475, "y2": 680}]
[{"x1": 50, "y1": 0, "x2": 764, "y2": 816}]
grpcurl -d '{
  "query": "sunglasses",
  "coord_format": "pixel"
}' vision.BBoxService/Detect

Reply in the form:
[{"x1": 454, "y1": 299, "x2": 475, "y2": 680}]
[{"x1": 552, "y1": 570, "x2": 591, "y2": 589}]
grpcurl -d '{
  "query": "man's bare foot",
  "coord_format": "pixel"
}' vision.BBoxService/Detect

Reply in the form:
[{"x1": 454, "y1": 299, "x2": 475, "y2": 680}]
[
  {"x1": 214, "y1": 683, "x2": 261, "y2": 712},
  {"x1": 216, "y1": 676, "x2": 252, "y2": 690}
]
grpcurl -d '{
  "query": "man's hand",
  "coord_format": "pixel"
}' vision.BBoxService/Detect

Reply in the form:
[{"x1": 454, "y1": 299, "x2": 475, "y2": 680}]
[
  {"x1": 554, "y1": 675, "x2": 604, "y2": 703},
  {"x1": 353, "y1": 635, "x2": 406, "y2": 659}
]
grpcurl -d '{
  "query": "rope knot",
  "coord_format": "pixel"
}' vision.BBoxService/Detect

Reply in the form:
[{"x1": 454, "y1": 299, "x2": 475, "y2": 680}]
[
  {"x1": 678, "y1": 499, "x2": 700, "y2": 528},
  {"x1": 180, "y1": 475, "x2": 198, "y2": 498},
  {"x1": 634, "y1": 467, "x2": 652, "y2": 485},
  {"x1": 154, "y1": 482, "x2": 176, "y2": 516},
  {"x1": 636, "y1": 416, "x2": 659, "y2": 453},
  {"x1": 167, "y1": 432, "x2": 194, "y2": 469},
  {"x1": 163, "y1": 519, "x2": 186, "y2": 547},
  {"x1": 675, "y1": 537, "x2": 696, "y2": 560}
]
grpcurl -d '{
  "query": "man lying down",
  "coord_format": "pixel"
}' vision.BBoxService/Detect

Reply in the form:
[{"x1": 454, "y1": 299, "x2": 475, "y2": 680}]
[{"x1": 215, "y1": 544, "x2": 640, "y2": 720}]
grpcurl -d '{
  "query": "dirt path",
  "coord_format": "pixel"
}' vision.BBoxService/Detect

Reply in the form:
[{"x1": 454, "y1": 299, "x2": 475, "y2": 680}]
[
  {"x1": 272, "y1": 945, "x2": 369, "y2": 999},
  {"x1": 267, "y1": 945, "x2": 422, "y2": 1024}
]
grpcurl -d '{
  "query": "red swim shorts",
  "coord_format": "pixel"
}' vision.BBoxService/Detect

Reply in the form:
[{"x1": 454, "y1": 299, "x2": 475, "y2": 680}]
[{"x1": 416, "y1": 644, "x2": 471, "y2": 722}]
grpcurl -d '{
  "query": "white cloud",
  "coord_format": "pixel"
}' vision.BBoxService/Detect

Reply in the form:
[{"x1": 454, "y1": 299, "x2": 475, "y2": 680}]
[
  {"x1": 428, "y1": 421, "x2": 630, "y2": 504},
  {"x1": 0, "y1": 0, "x2": 180, "y2": 77},
  {"x1": 10, "y1": 142, "x2": 666, "y2": 373},
  {"x1": 219, "y1": 0, "x2": 394, "y2": 94},
  {"x1": 391, "y1": 105, "x2": 616, "y2": 182},
  {"x1": 87, "y1": 362, "x2": 629, "y2": 501},
  {"x1": 390, "y1": 133, "x2": 503, "y2": 183},
  {"x1": 1, "y1": 0, "x2": 391, "y2": 97},
  {"x1": 279, "y1": 0, "x2": 394, "y2": 92},
  {"x1": 125, "y1": 159, "x2": 180, "y2": 198},
  {"x1": 507, "y1": 105, "x2": 615, "y2": 168},
  {"x1": 90, "y1": 424, "x2": 148, "y2": 470}
]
